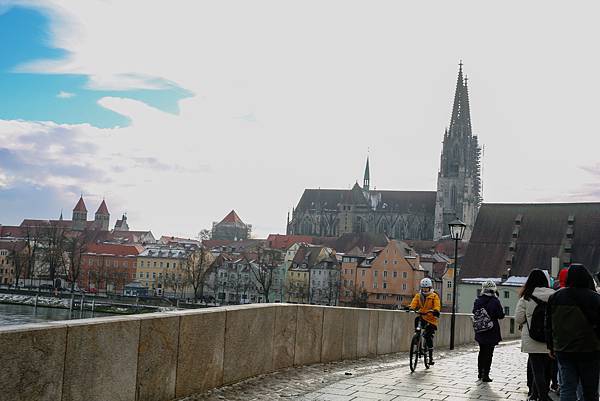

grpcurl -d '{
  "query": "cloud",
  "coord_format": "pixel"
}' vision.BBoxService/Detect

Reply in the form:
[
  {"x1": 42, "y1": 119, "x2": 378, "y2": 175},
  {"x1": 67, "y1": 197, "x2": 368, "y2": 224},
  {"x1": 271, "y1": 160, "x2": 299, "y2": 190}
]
[
  {"x1": 56, "y1": 90, "x2": 75, "y2": 98},
  {"x1": 2, "y1": 0, "x2": 600, "y2": 238}
]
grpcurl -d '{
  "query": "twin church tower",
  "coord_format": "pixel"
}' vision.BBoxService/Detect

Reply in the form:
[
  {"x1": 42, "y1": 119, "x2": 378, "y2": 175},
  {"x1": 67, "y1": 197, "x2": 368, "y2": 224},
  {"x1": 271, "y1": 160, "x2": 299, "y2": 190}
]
[{"x1": 288, "y1": 62, "x2": 482, "y2": 242}]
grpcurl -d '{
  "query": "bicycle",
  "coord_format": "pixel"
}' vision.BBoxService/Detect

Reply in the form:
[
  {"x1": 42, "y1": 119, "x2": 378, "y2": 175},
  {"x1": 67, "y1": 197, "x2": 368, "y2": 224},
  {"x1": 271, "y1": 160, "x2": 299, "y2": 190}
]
[{"x1": 409, "y1": 310, "x2": 433, "y2": 372}]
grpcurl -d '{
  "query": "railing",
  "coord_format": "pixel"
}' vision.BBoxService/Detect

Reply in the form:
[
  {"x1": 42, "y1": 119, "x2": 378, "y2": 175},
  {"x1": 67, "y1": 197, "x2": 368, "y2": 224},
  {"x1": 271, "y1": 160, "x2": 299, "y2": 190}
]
[{"x1": 0, "y1": 303, "x2": 517, "y2": 401}]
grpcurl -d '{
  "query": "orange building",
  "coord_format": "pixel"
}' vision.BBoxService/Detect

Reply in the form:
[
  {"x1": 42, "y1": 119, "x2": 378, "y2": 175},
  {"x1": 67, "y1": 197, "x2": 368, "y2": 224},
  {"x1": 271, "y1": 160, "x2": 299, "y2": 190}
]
[
  {"x1": 80, "y1": 243, "x2": 143, "y2": 293},
  {"x1": 340, "y1": 240, "x2": 426, "y2": 309}
]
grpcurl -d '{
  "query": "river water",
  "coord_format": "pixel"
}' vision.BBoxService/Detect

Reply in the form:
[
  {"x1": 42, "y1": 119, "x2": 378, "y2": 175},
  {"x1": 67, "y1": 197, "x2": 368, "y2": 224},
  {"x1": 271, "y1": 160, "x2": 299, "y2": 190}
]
[{"x1": 0, "y1": 303, "x2": 115, "y2": 326}]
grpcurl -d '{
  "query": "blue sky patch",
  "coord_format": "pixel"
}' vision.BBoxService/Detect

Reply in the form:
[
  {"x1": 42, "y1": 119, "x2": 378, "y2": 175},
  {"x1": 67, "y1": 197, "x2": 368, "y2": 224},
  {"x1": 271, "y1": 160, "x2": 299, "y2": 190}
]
[{"x1": 0, "y1": 6, "x2": 191, "y2": 128}]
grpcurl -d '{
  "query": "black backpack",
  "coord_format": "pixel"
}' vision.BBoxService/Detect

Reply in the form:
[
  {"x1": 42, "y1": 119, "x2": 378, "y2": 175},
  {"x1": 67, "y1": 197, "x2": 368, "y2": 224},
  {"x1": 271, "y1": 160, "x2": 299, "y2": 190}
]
[{"x1": 526, "y1": 295, "x2": 547, "y2": 342}]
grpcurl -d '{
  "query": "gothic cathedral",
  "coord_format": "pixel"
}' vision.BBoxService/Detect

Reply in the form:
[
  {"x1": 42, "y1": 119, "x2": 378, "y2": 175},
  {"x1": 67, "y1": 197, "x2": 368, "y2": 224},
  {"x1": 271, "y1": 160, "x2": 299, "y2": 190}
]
[{"x1": 288, "y1": 63, "x2": 481, "y2": 241}]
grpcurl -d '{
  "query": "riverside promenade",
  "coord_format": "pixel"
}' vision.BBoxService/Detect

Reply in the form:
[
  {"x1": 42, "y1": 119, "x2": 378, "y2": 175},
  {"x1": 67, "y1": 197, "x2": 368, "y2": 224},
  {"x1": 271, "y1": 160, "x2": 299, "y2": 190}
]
[{"x1": 181, "y1": 341, "x2": 551, "y2": 401}]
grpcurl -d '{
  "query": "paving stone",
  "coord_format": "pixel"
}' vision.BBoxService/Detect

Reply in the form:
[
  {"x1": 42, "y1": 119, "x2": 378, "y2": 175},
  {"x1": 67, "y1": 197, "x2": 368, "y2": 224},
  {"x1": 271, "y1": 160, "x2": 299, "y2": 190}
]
[{"x1": 176, "y1": 341, "x2": 555, "y2": 401}]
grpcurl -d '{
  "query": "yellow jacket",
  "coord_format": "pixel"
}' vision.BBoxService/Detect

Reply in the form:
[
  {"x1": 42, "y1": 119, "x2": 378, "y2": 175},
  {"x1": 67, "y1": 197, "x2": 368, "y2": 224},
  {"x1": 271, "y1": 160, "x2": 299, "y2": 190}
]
[{"x1": 409, "y1": 291, "x2": 441, "y2": 326}]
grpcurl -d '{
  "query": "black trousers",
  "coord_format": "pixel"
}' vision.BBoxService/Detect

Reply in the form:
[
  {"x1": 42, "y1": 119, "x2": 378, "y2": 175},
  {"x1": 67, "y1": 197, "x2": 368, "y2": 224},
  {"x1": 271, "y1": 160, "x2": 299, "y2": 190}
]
[
  {"x1": 529, "y1": 353, "x2": 552, "y2": 401},
  {"x1": 478, "y1": 344, "x2": 495, "y2": 374},
  {"x1": 414, "y1": 317, "x2": 436, "y2": 349}
]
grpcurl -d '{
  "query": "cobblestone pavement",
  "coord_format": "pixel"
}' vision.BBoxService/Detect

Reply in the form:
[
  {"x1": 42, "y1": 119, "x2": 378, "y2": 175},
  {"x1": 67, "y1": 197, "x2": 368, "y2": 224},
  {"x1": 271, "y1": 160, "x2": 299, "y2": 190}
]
[{"x1": 180, "y1": 341, "x2": 557, "y2": 401}]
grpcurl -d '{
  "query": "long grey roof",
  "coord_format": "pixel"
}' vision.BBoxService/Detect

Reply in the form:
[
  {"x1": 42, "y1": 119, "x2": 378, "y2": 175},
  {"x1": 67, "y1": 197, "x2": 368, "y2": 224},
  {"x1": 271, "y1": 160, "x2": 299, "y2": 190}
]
[{"x1": 461, "y1": 203, "x2": 600, "y2": 278}]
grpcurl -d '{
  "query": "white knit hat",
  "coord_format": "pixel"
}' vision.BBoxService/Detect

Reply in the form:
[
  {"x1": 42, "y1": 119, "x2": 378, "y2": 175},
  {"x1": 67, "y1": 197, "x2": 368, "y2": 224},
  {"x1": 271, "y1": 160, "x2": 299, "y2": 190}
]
[{"x1": 481, "y1": 280, "x2": 497, "y2": 292}]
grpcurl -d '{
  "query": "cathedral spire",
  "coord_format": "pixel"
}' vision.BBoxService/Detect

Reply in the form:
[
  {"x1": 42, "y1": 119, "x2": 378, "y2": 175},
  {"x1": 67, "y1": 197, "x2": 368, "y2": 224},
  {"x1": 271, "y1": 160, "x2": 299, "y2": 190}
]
[
  {"x1": 449, "y1": 61, "x2": 472, "y2": 137},
  {"x1": 363, "y1": 156, "x2": 370, "y2": 191}
]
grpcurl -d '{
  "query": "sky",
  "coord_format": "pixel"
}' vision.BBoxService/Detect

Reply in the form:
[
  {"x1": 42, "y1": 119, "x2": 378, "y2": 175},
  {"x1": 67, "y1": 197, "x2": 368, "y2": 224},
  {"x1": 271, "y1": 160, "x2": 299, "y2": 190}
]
[{"x1": 0, "y1": 1, "x2": 599, "y2": 239}]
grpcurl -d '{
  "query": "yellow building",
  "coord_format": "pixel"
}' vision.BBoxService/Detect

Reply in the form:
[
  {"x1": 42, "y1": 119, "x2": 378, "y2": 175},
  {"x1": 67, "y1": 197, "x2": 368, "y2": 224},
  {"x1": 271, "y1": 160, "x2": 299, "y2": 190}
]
[
  {"x1": 286, "y1": 266, "x2": 309, "y2": 303},
  {"x1": 0, "y1": 241, "x2": 26, "y2": 286},
  {"x1": 136, "y1": 246, "x2": 188, "y2": 296}
]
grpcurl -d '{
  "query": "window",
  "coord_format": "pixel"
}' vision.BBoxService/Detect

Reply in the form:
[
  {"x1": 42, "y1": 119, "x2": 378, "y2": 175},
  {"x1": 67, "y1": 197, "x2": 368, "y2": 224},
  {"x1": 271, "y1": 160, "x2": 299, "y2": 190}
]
[
  {"x1": 152, "y1": 272, "x2": 156, "y2": 278},
  {"x1": 173, "y1": 263, "x2": 177, "y2": 269},
  {"x1": 139, "y1": 273, "x2": 143, "y2": 278},
  {"x1": 361, "y1": 270, "x2": 365, "y2": 277},
  {"x1": 153, "y1": 262, "x2": 157, "y2": 267},
  {"x1": 402, "y1": 272, "x2": 408, "y2": 279},
  {"x1": 384, "y1": 260, "x2": 388, "y2": 265},
  {"x1": 383, "y1": 282, "x2": 387, "y2": 289},
  {"x1": 447, "y1": 293, "x2": 451, "y2": 301},
  {"x1": 393, "y1": 271, "x2": 398, "y2": 278},
  {"x1": 349, "y1": 280, "x2": 353, "y2": 286},
  {"x1": 447, "y1": 281, "x2": 452, "y2": 288},
  {"x1": 383, "y1": 271, "x2": 388, "y2": 278},
  {"x1": 396, "y1": 295, "x2": 402, "y2": 301},
  {"x1": 504, "y1": 291, "x2": 510, "y2": 299},
  {"x1": 160, "y1": 262, "x2": 163, "y2": 268},
  {"x1": 374, "y1": 271, "x2": 378, "y2": 277},
  {"x1": 373, "y1": 282, "x2": 378, "y2": 289},
  {"x1": 394, "y1": 260, "x2": 398, "y2": 265},
  {"x1": 146, "y1": 272, "x2": 149, "y2": 278},
  {"x1": 140, "y1": 261, "x2": 144, "y2": 267},
  {"x1": 504, "y1": 306, "x2": 510, "y2": 315},
  {"x1": 344, "y1": 279, "x2": 348, "y2": 286},
  {"x1": 402, "y1": 283, "x2": 407, "y2": 291},
  {"x1": 167, "y1": 262, "x2": 170, "y2": 268}
]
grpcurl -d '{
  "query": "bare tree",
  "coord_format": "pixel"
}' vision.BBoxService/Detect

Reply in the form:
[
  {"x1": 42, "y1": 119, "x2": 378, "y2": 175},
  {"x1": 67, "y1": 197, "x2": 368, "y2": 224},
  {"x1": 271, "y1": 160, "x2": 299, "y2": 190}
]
[
  {"x1": 6, "y1": 241, "x2": 27, "y2": 288},
  {"x1": 197, "y1": 229, "x2": 212, "y2": 241},
  {"x1": 63, "y1": 231, "x2": 90, "y2": 292},
  {"x1": 249, "y1": 247, "x2": 283, "y2": 303},
  {"x1": 39, "y1": 222, "x2": 67, "y2": 291},
  {"x1": 182, "y1": 247, "x2": 213, "y2": 302},
  {"x1": 23, "y1": 226, "x2": 40, "y2": 281}
]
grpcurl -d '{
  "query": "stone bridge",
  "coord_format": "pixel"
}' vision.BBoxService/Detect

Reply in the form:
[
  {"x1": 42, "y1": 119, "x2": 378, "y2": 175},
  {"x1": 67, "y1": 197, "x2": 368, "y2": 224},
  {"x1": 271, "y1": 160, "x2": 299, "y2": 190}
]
[{"x1": 0, "y1": 304, "x2": 519, "y2": 401}]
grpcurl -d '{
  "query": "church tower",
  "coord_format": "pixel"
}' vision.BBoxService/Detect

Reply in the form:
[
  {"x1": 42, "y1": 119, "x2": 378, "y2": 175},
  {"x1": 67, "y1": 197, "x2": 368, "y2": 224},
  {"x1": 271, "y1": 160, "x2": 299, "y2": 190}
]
[
  {"x1": 363, "y1": 156, "x2": 370, "y2": 191},
  {"x1": 94, "y1": 200, "x2": 110, "y2": 231},
  {"x1": 72, "y1": 196, "x2": 88, "y2": 231},
  {"x1": 434, "y1": 62, "x2": 482, "y2": 241}
]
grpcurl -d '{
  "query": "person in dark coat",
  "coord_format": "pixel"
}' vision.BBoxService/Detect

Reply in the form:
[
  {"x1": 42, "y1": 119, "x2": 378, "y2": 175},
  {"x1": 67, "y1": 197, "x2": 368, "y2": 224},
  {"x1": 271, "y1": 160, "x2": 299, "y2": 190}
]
[
  {"x1": 473, "y1": 280, "x2": 506, "y2": 382},
  {"x1": 546, "y1": 264, "x2": 600, "y2": 401}
]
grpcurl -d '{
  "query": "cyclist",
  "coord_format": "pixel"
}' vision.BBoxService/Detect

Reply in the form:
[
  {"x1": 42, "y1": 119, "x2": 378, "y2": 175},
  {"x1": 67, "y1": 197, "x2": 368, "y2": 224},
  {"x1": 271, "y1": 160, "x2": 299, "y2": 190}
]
[{"x1": 409, "y1": 277, "x2": 441, "y2": 365}]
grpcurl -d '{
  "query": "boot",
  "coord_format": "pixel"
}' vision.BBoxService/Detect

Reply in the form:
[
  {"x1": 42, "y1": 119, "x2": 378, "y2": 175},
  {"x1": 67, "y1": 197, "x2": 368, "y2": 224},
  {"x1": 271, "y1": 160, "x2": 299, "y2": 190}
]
[
  {"x1": 482, "y1": 370, "x2": 493, "y2": 382},
  {"x1": 428, "y1": 349, "x2": 435, "y2": 366}
]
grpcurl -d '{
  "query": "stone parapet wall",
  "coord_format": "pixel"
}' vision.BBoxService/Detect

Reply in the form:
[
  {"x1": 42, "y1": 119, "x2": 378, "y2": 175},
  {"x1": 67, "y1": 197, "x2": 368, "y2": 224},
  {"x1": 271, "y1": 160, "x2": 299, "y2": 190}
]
[{"x1": 0, "y1": 304, "x2": 518, "y2": 401}]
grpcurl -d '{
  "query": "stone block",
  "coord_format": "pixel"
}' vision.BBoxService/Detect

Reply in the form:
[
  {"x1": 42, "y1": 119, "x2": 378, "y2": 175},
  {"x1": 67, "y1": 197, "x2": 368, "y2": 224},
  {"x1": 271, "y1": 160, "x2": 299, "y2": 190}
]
[
  {"x1": 0, "y1": 322, "x2": 67, "y2": 401},
  {"x1": 62, "y1": 316, "x2": 141, "y2": 401},
  {"x1": 136, "y1": 313, "x2": 180, "y2": 401},
  {"x1": 376, "y1": 310, "x2": 394, "y2": 355},
  {"x1": 294, "y1": 305, "x2": 324, "y2": 366},
  {"x1": 367, "y1": 310, "x2": 379, "y2": 356},
  {"x1": 342, "y1": 308, "x2": 359, "y2": 360},
  {"x1": 356, "y1": 309, "x2": 371, "y2": 358},
  {"x1": 321, "y1": 307, "x2": 344, "y2": 362},
  {"x1": 223, "y1": 305, "x2": 276, "y2": 384},
  {"x1": 175, "y1": 309, "x2": 226, "y2": 398},
  {"x1": 391, "y1": 311, "x2": 413, "y2": 352},
  {"x1": 273, "y1": 304, "x2": 298, "y2": 370}
]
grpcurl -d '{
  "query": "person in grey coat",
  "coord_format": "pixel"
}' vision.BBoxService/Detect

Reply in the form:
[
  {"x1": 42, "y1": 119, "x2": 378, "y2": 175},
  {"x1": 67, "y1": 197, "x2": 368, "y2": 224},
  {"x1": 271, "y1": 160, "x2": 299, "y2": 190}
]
[{"x1": 515, "y1": 269, "x2": 555, "y2": 401}]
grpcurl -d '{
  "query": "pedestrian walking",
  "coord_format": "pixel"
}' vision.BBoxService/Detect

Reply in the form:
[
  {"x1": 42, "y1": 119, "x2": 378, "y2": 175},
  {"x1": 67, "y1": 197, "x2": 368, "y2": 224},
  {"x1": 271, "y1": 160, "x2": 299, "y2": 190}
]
[
  {"x1": 472, "y1": 280, "x2": 505, "y2": 382},
  {"x1": 546, "y1": 264, "x2": 600, "y2": 401},
  {"x1": 516, "y1": 269, "x2": 555, "y2": 401}
]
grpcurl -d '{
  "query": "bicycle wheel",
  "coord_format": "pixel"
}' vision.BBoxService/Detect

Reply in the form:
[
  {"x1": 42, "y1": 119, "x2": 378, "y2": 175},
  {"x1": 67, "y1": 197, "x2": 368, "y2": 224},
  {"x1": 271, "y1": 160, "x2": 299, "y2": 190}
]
[
  {"x1": 409, "y1": 335, "x2": 419, "y2": 372},
  {"x1": 421, "y1": 337, "x2": 430, "y2": 369}
]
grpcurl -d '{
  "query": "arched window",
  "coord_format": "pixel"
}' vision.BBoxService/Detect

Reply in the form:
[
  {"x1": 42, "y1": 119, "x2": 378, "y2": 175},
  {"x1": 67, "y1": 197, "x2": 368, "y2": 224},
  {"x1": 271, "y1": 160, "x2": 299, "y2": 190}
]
[{"x1": 450, "y1": 185, "x2": 457, "y2": 208}]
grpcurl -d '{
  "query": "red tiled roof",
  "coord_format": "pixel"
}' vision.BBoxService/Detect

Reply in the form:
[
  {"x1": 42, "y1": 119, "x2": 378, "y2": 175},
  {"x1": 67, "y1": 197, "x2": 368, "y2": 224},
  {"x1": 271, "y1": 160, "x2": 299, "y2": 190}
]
[
  {"x1": 0, "y1": 226, "x2": 26, "y2": 238},
  {"x1": 266, "y1": 234, "x2": 315, "y2": 250},
  {"x1": 219, "y1": 210, "x2": 244, "y2": 225},
  {"x1": 73, "y1": 196, "x2": 87, "y2": 212},
  {"x1": 85, "y1": 243, "x2": 143, "y2": 256},
  {"x1": 96, "y1": 200, "x2": 109, "y2": 215}
]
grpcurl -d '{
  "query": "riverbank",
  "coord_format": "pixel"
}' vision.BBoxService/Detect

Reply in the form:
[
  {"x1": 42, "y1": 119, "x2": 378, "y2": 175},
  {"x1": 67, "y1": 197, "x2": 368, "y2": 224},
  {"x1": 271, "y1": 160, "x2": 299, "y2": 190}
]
[{"x1": 0, "y1": 293, "x2": 161, "y2": 315}]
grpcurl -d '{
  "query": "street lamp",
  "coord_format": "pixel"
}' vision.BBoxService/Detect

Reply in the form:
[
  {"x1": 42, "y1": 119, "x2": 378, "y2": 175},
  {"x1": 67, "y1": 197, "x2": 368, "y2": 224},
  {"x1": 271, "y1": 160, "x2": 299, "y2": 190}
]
[{"x1": 449, "y1": 218, "x2": 466, "y2": 350}]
